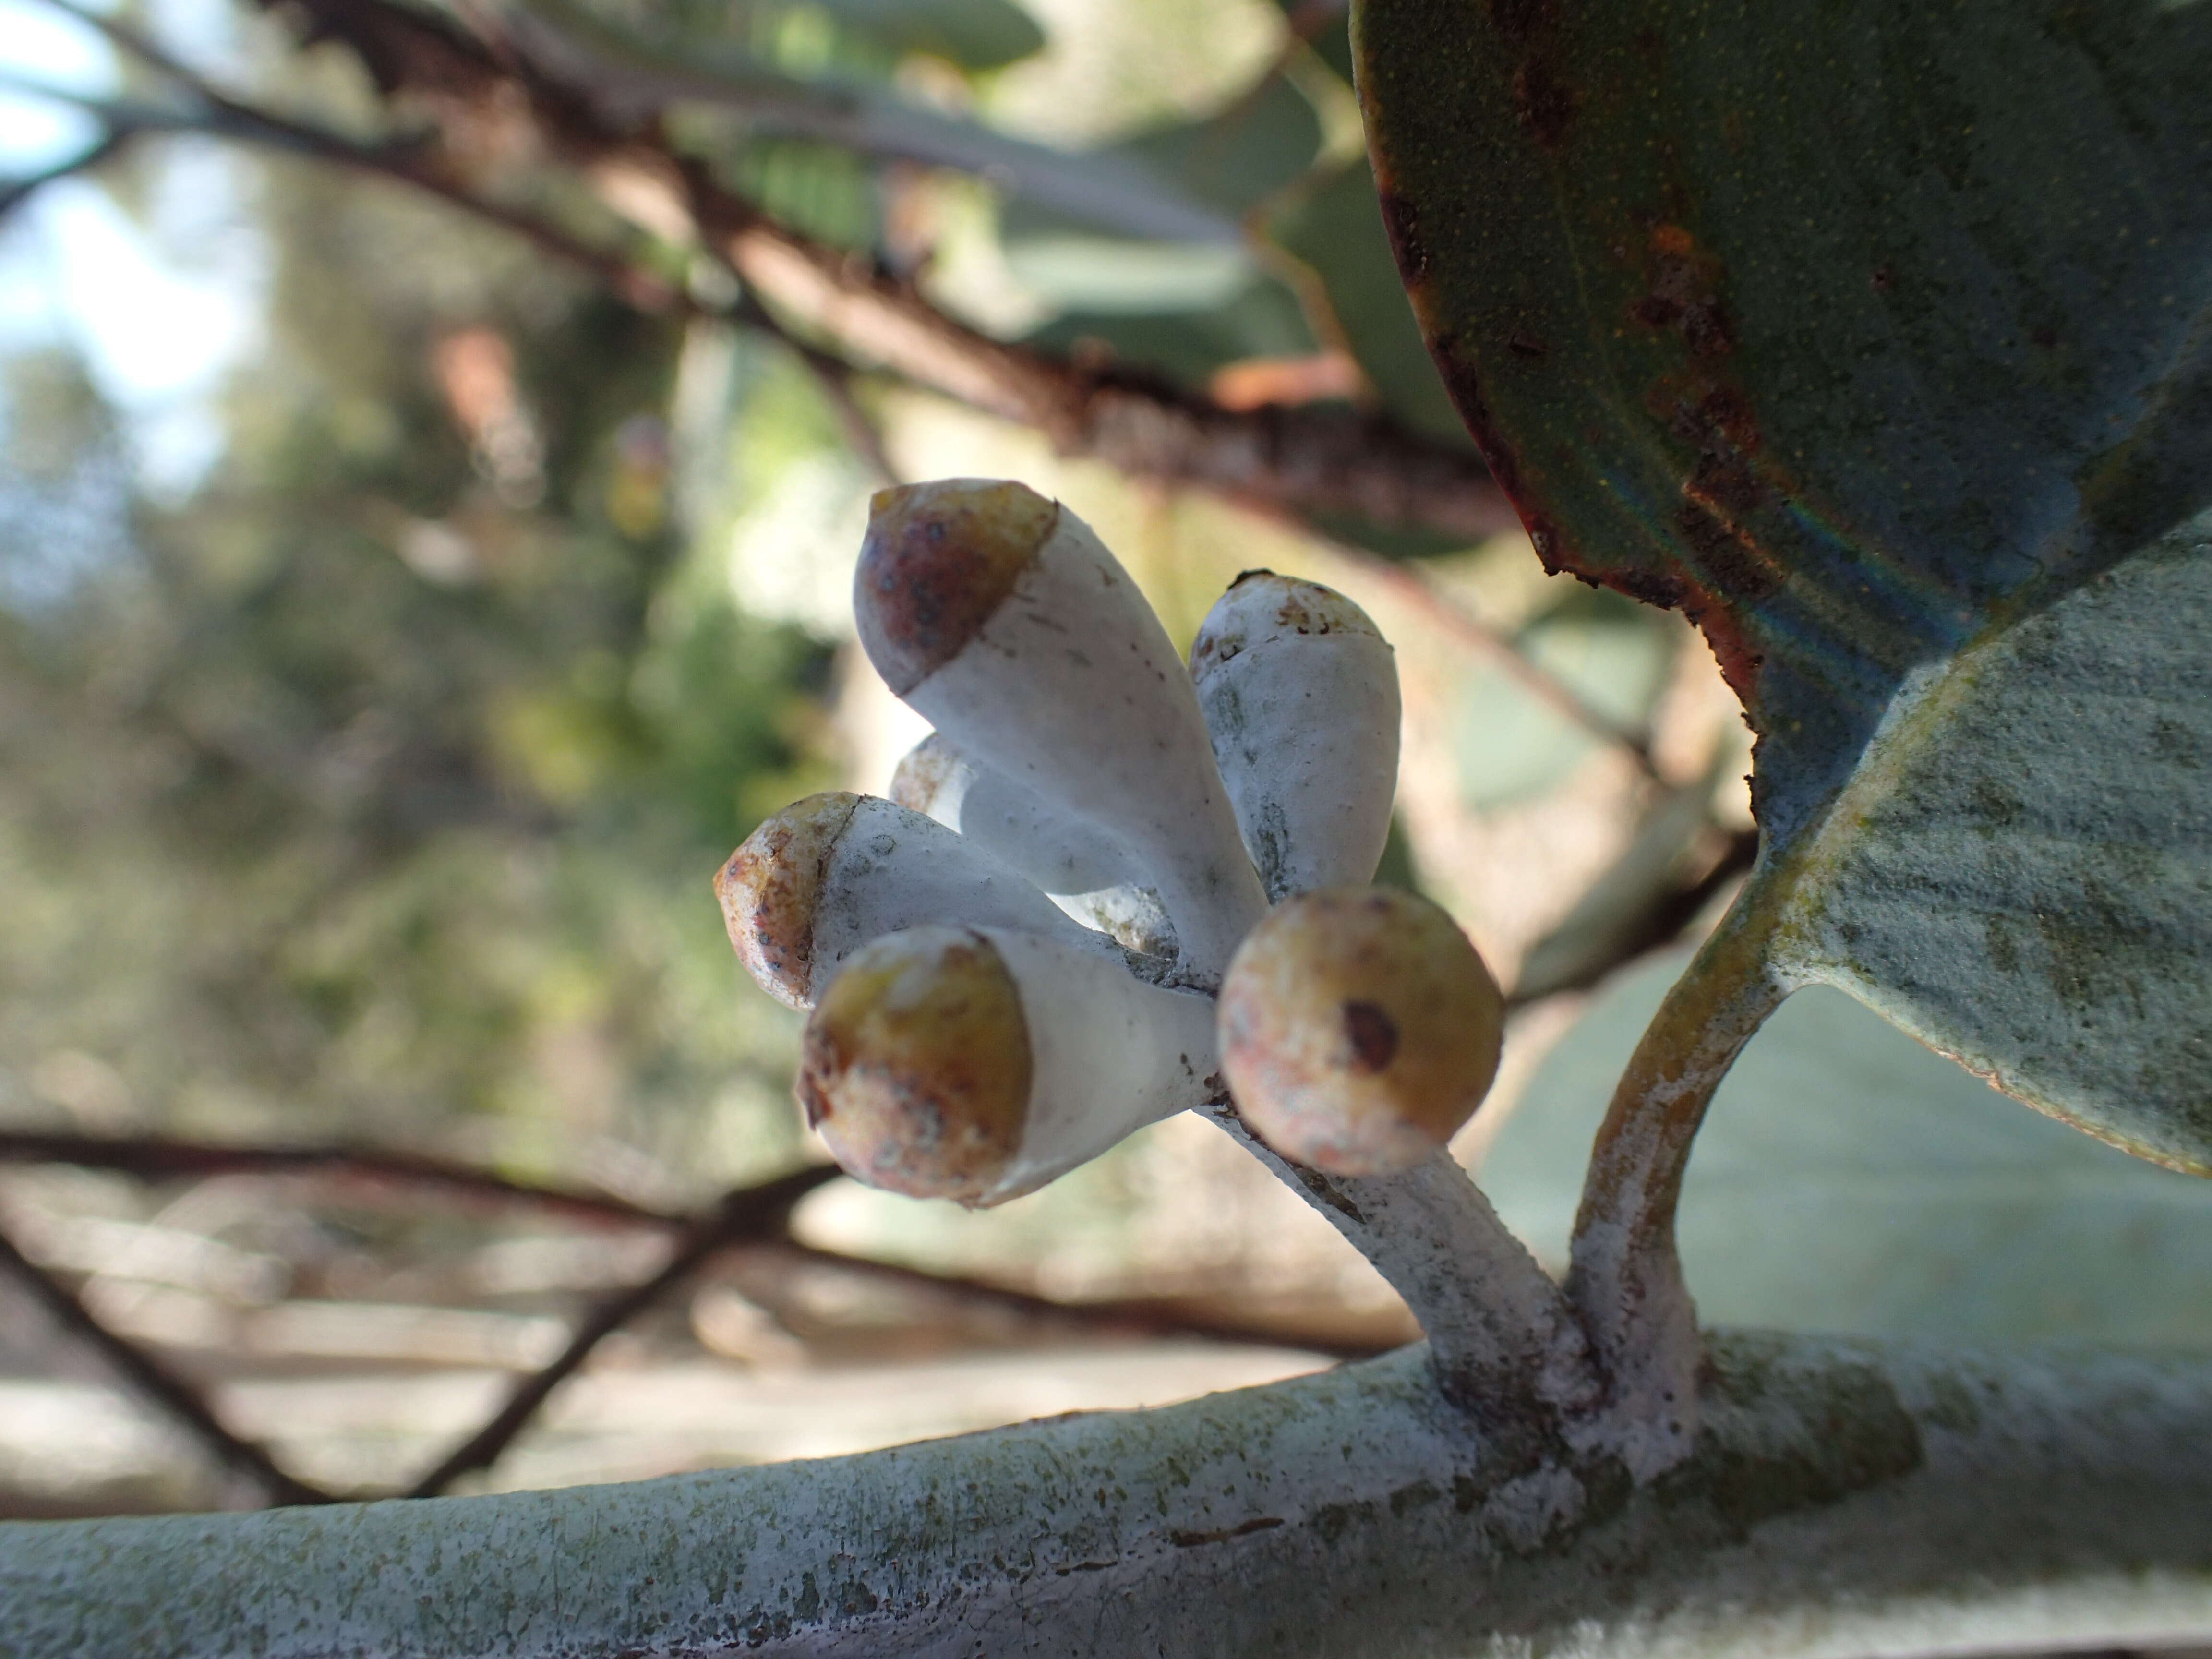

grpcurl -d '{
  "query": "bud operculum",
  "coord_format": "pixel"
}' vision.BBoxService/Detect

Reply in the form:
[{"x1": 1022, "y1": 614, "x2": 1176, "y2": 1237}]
[
  {"x1": 797, "y1": 928, "x2": 1034, "y2": 1202},
  {"x1": 857, "y1": 481, "x2": 1059, "y2": 697},
  {"x1": 1218, "y1": 887, "x2": 1503, "y2": 1176},
  {"x1": 715, "y1": 792, "x2": 860, "y2": 1010},
  {"x1": 854, "y1": 480, "x2": 1267, "y2": 984}
]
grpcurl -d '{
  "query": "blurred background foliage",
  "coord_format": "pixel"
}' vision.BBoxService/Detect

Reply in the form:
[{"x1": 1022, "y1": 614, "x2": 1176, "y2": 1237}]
[
  {"x1": 0, "y1": 0, "x2": 2201, "y2": 1516},
  {"x1": 0, "y1": 0, "x2": 1692, "y2": 1212}
]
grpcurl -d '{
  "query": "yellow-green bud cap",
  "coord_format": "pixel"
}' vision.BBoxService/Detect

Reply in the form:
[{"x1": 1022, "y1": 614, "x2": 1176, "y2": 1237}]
[
  {"x1": 796, "y1": 928, "x2": 1034, "y2": 1202},
  {"x1": 715, "y1": 793, "x2": 862, "y2": 1010},
  {"x1": 1218, "y1": 887, "x2": 1503, "y2": 1175}
]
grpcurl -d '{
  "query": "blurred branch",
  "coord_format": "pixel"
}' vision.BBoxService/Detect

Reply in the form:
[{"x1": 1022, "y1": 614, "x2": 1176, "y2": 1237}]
[
  {"x1": 401, "y1": 1168, "x2": 835, "y2": 1498},
  {"x1": 0, "y1": 1217, "x2": 334, "y2": 1507},
  {"x1": 773, "y1": 1242, "x2": 1406, "y2": 1361},
  {"x1": 21, "y1": 2, "x2": 692, "y2": 317},
  {"x1": 0, "y1": 1130, "x2": 1402, "y2": 1358},
  {"x1": 486, "y1": 0, "x2": 1238, "y2": 244},
  {"x1": 14, "y1": 9, "x2": 895, "y2": 487},
  {"x1": 1503, "y1": 826, "x2": 1761, "y2": 1010},
  {"x1": 215, "y1": 0, "x2": 1517, "y2": 543},
  {"x1": 1334, "y1": 548, "x2": 1664, "y2": 777},
  {"x1": 740, "y1": 304, "x2": 901, "y2": 485},
  {"x1": 0, "y1": 1130, "x2": 704, "y2": 1226}
]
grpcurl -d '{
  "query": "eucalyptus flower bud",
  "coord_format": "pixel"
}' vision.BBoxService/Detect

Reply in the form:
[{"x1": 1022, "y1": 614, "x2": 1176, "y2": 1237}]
[
  {"x1": 1217, "y1": 887, "x2": 1503, "y2": 1176},
  {"x1": 1190, "y1": 572, "x2": 1401, "y2": 902},
  {"x1": 715, "y1": 792, "x2": 1116, "y2": 1010},
  {"x1": 855, "y1": 480, "x2": 1266, "y2": 983},
  {"x1": 890, "y1": 733, "x2": 1178, "y2": 959},
  {"x1": 799, "y1": 925, "x2": 1218, "y2": 1205}
]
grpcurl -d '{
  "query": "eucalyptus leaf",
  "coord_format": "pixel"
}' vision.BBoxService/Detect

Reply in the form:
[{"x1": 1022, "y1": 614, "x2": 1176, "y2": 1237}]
[
  {"x1": 507, "y1": 0, "x2": 1236, "y2": 243},
  {"x1": 1001, "y1": 240, "x2": 1254, "y2": 316},
  {"x1": 1358, "y1": 0, "x2": 2212, "y2": 1167},
  {"x1": 1483, "y1": 960, "x2": 2212, "y2": 1346},
  {"x1": 1265, "y1": 0, "x2": 1355, "y2": 86}
]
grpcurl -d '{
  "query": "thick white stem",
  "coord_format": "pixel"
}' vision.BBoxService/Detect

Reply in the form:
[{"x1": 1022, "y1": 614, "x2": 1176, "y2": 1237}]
[
  {"x1": 1207, "y1": 1106, "x2": 1589, "y2": 1419},
  {"x1": 1566, "y1": 901, "x2": 1789, "y2": 1477},
  {"x1": 9, "y1": 1335, "x2": 2210, "y2": 1658}
]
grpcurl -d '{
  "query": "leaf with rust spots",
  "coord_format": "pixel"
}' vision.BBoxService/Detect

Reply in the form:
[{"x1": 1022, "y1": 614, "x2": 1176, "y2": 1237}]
[{"x1": 1358, "y1": 0, "x2": 2212, "y2": 1170}]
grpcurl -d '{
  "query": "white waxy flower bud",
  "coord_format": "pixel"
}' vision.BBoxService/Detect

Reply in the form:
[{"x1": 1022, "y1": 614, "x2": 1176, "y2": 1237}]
[
  {"x1": 1190, "y1": 572, "x2": 1401, "y2": 902},
  {"x1": 1218, "y1": 887, "x2": 1503, "y2": 1177},
  {"x1": 714, "y1": 791, "x2": 1112, "y2": 1010},
  {"x1": 854, "y1": 480, "x2": 1267, "y2": 984},
  {"x1": 798, "y1": 925, "x2": 1218, "y2": 1205},
  {"x1": 890, "y1": 733, "x2": 1178, "y2": 959},
  {"x1": 889, "y1": 732, "x2": 1131, "y2": 897}
]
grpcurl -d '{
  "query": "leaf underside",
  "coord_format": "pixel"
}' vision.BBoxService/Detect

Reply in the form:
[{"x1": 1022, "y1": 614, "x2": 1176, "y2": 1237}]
[{"x1": 1357, "y1": 0, "x2": 2212, "y2": 1168}]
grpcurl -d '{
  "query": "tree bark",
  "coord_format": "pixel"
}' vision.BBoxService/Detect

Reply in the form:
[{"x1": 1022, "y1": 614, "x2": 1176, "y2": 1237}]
[{"x1": 6, "y1": 1331, "x2": 2209, "y2": 1657}]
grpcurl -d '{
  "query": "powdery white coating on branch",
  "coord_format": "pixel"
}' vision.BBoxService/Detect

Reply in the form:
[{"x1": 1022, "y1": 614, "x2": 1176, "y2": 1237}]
[
  {"x1": 801, "y1": 925, "x2": 1217, "y2": 1206},
  {"x1": 890, "y1": 733, "x2": 1178, "y2": 959},
  {"x1": 1218, "y1": 887, "x2": 1504, "y2": 1177},
  {"x1": 716, "y1": 792, "x2": 1122, "y2": 1010},
  {"x1": 856, "y1": 481, "x2": 1267, "y2": 985},
  {"x1": 1190, "y1": 572, "x2": 1402, "y2": 901},
  {"x1": 9, "y1": 1334, "x2": 2212, "y2": 1658}
]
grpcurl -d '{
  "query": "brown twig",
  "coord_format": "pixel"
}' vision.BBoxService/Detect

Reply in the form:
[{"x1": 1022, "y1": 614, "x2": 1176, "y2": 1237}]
[
  {"x1": 402, "y1": 1166, "x2": 834, "y2": 1496},
  {"x1": 0, "y1": 1217, "x2": 334, "y2": 1506},
  {"x1": 28, "y1": 0, "x2": 690, "y2": 317},
  {"x1": 770, "y1": 1241, "x2": 1406, "y2": 1361},
  {"x1": 233, "y1": 0, "x2": 1515, "y2": 542},
  {"x1": 0, "y1": 1129, "x2": 1403, "y2": 1357},
  {"x1": 30, "y1": 0, "x2": 1513, "y2": 535},
  {"x1": 729, "y1": 293, "x2": 902, "y2": 486},
  {"x1": 1334, "y1": 546, "x2": 1663, "y2": 777},
  {"x1": 0, "y1": 1130, "x2": 686, "y2": 1227},
  {"x1": 1503, "y1": 826, "x2": 1760, "y2": 1010}
]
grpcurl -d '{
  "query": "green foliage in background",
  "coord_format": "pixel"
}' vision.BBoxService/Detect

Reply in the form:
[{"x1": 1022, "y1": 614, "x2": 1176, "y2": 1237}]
[{"x1": 0, "y1": 153, "x2": 831, "y2": 1183}]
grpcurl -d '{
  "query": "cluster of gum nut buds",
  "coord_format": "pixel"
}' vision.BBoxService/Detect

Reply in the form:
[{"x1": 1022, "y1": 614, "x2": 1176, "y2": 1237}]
[{"x1": 717, "y1": 480, "x2": 1508, "y2": 1207}]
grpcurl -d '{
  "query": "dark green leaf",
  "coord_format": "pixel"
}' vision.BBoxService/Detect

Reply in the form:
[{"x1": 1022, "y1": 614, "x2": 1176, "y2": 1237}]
[{"x1": 1359, "y1": 0, "x2": 2212, "y2": 1167}]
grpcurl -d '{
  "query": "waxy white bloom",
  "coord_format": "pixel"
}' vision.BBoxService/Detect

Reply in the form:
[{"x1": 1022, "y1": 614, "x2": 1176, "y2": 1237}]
[{"x1": 720, "y1": 479, "x2": 1505, "y2": 1199}]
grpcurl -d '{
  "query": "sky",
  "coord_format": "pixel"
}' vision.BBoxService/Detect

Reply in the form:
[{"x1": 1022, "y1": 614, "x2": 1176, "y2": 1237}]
[{"x1": 0, "y1": 0, "x2": 265, "y2": 494}]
